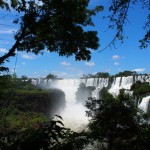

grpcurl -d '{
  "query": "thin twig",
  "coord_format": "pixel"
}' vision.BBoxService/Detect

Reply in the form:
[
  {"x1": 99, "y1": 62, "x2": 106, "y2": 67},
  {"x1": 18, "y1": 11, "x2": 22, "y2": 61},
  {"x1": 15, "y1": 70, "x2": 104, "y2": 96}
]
[{"x1": 99, "y1": 0, "x2": 131, "y2": 52}]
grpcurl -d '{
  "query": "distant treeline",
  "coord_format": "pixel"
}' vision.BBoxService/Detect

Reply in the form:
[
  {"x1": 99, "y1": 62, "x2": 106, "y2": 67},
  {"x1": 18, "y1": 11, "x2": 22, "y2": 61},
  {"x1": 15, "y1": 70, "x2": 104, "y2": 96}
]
[
  {"x1": 2, "y1": 71, "x2": 149, "y2": 81},
  {"x1": 80, "y1": 71, "x2": 149, "y2": 79},
  {"x1": 0, "y1": 75, "x2": 66, "y2": 132}
]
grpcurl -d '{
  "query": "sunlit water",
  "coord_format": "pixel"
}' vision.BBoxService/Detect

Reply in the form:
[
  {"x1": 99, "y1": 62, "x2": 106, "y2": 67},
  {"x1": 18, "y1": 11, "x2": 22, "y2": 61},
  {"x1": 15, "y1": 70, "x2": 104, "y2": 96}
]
[
  {"x1": 51, "y1": 79, "x2": 89, "y2": 131},
  {"x1": 139, "y1": 96, "x2": 150, "y2": 113},
  {"x1": 60, "y1": 103, "x2": 88, "y2": 131},
  {"x1": 32, "y1": 75, "x2": 150, "y2": 130}
]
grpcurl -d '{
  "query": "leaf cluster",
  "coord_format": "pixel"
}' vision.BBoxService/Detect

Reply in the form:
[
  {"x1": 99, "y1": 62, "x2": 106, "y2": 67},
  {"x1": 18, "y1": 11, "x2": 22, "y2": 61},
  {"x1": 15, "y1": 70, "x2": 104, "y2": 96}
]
[
  {"x1": 46, "y1": 74, "x2": 57, "y2": 79},
  {"x1": 85, "y1": 88, "x2": 150, "y2": 149},
  {"x1": 0, "y1": 115, "x2": 64, "y2": 150},
  {"x1": 81, "y1": 72, "x2": 110, "y2": 79},
  {"x1": 131, "y1": 80, "x2": 150, "y2": 97},
  {"x1": 0, "y1": 115, "x2": 89, "y2": 150},
  {"x1": 114, "y1": 70, "x2": 137, "y2": 77},
  {"x1": 0, "y1": 0, "x2": 18, "y2": 10},
  {"x1": 0, "y1": 0, "x2": 103, "y2": 65}
]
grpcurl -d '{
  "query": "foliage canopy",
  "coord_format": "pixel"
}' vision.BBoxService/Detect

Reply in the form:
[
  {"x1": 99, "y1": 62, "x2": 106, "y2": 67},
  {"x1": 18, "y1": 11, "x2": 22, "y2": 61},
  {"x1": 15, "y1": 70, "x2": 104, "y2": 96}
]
[
  {"x1": 85, "y1": 88, "x2": 150, "y2": 149},
  {"x1": 0, "y1": 0, "x2": 102, "y2": 68},
  {"x1": 131, "y1": 81, "x2": 150, "y2": 97}
]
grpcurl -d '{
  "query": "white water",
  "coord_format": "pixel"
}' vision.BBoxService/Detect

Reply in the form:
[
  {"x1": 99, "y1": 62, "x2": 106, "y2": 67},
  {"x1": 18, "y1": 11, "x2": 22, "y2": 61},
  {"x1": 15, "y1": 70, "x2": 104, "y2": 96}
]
[
  {"x1": 138, "y1": 96, "x2": 150, "y2": 113},
  {"x1": 49, "y1": 79, "x2": 88, "y2": 130},
  {"x1": 32, "y1": 75, "x2": 150, "y2": 129},
  {"x1": 109, "y1": 76, "x2": 134, "y2": 95}
]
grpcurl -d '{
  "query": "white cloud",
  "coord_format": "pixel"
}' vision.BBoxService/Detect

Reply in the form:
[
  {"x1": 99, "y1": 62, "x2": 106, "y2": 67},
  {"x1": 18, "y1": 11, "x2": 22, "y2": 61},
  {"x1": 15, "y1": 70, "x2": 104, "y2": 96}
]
[
  {"x1": 132, "y1": 68, "x2": 145, "y2": 72},
  {"x1": 67, "y1": 67, "x2": 75, "y2": 71},
  {"x1": 44, "y1": 70, "x2": 48, "y2": 73},
  {"x1": 85, "y1": 62, "x2": 95, "y2": 67},
  {"x1": 11, "y1": 69, "x2": 17, "y2": 73},
  {"x1": 92, "y1": 72, "x2": 97, "y2": 75},
  {"x1": 114, "y1": 62, "x2": 119, "y2": 65},
  {"x1": 0, "y1": 29, "x2": 17, "y2": 34},
  {"x1": 52, "y1": 70, "x2": 58, "y2": 74},
  {"x1": 60, "y1": 61, "x2": 70, "y2": 66},
  {"x1": 51, "y1": 71, "x2": 73, "y2": 78},
  {"x1": 22, "y1": 54, "x2": 34, "y2": 59},
  {"x1": 29, "y1": 72, "x2": 42, "y2": 78},
  {"x1": 59, "y1": 72, "x2": 70, "y2": 78},
  {"x1": 22, "y1": 62, "x2": 26, "y2": 65},
  {"x1": 112, "y1": 55, "x2": 120, "y2": 60},
  {"x1": 76, "y1": 73, "x2": 84, "y2": 78},
  {"x1": 0, "y1": 48, "x2": 8, "y2": 53}
]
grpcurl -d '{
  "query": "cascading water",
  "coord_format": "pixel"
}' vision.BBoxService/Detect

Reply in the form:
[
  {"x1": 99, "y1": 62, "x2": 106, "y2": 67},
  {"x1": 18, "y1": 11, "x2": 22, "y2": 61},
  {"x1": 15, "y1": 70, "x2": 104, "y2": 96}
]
[
  {"x1": 109, "y1": 77, "x2": 122, "y2": 95},
  {"x1": 139, "y1": 96, "x2": 150, "y2": 113},
  {"x1": 49, "y1": 79, "x2": 89, "y2": 130},
  {"x1": 32, "y1": 75, "x2": 150, "y2": 129}
]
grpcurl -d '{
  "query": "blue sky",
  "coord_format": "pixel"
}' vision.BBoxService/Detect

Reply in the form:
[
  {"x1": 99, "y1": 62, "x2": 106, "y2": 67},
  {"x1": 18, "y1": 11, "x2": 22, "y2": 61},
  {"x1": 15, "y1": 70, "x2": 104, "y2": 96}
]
[{"x1": 0, "y1": 0, "x2": 149, "y2": 78}]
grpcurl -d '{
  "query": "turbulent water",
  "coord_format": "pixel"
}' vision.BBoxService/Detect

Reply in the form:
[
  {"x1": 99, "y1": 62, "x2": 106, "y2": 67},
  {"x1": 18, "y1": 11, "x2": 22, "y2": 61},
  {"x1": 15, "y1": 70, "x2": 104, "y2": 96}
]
[{"x1": 32, "y1": 75, "x2": 150, "y2": 129}]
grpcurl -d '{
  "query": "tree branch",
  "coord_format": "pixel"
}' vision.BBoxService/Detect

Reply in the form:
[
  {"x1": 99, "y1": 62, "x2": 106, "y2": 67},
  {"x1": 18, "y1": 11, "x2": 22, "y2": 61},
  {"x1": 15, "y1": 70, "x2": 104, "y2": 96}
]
[
  {"x1": 99, "y1": 0, "x2": 131, "y2": 52},
  {"x1": 0, "y1": 26, "x2": 26, "y2": 64}
]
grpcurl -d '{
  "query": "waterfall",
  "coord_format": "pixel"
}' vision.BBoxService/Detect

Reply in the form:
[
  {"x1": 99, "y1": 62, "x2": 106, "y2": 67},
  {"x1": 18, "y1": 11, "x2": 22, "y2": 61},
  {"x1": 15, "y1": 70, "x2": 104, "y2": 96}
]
[
  {"x1": 138, "y1": 96, "x2": 150, "y2": 113},
  {"x1": 109, "y1": 77, "x2": 122, "y2": 95},
  {"x1": 86, "y1": 78, "x2": 95, "y2": 87},
  {"x1": 47, "y1": 79, "x2": 88, "y2": 130},
  {"x1": 31, "y1": 75, "x2": 150, "y2": 128},
  {"x1": 51, "y1": 79, "x2": 86, "y2": 104},
  {"x1": 120, "y1": 76, "x2": 134, "y2": 89}
]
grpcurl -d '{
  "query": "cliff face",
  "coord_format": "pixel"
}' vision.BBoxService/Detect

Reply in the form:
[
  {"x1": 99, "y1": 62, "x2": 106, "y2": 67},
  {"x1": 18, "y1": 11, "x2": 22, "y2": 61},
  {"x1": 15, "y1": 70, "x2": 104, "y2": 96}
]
[{"x1": 0, "y1": 89, "x2": 66, "y2": 117}]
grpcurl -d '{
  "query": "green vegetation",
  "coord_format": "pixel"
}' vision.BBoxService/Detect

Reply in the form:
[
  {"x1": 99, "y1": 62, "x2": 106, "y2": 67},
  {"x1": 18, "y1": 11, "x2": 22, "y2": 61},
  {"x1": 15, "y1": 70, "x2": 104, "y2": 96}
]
[
  {"x1": 95, "y1": 72, "x2": 110, "y2": 78},
  {"x1": 45, "y1": 74, "x2": 63, "y2": 80},
  {"x1": 80, "y1": 70, "x2": 144, "y2": 79},
  {"x1": 81, "y1": 72, "x2": 110, "y2": 79},
  {"x1": 114, "y1": 70, "x2": 137, "y2": 77},
  {"x1": 0, "y1": 0, "x2": 102, "y2": 70},
  {"x1": 1, "y1": 87, "x2": 148, "y2": 150},
  {"x1": 85, "y1": 88, "x2": 150, "y2": 150},
  {"x1": 45, "y1": 74, "x2": 57, "y2": 79},
  {"x1": 0, "y1": 115, "x2": 81, "y2": 150},
  {"x1": 0, "y1": 75, "x2": 66, "y2": 132},
  {"x1": 131, "y1": 81, "x2": 150, "y2": 97},
  {"x1": 131, "y1": 81, "x2": 150, "y2": 106},
  {"x1": 0, "y1": 108, "x2": 48, "y2": 132},
  {"x1": 1, "y1": 88, "x2": 65, "y2": 115},
  {"x1": 0, "y1": 74, "x2": 70, "y2": 150},
  {"x1": 1, "y1": 74, "x2": 150, "y2": 149}
]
